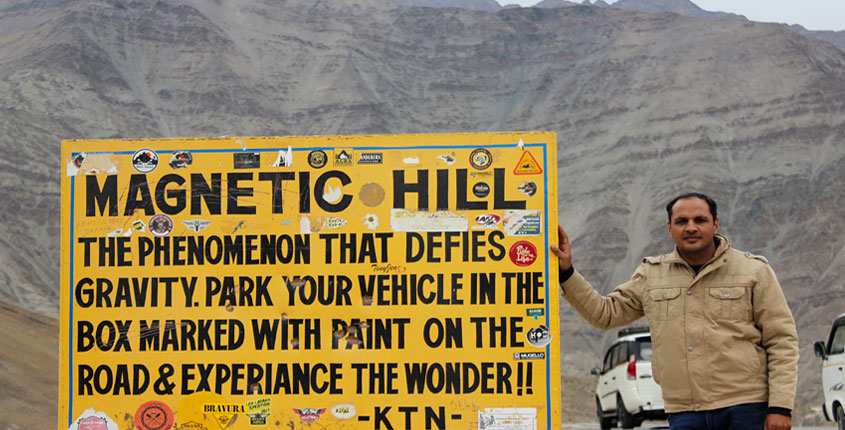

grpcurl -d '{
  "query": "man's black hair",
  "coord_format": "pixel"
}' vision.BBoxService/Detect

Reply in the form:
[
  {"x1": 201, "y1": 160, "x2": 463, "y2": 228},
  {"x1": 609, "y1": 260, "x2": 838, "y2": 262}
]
[{"x1": 666, "y1": 192, "x2": 718, "y2": 220}]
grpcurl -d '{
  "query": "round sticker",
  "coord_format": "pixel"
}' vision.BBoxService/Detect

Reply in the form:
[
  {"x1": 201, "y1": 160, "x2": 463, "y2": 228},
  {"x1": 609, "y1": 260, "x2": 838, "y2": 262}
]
[
  {"x1": 473, "y1": 182, "x2": 490, "y2": 198},
  {"x1": 527, "y1": 325, "x2": 552, "y2": 347},
  {"x1": 469, "y1": 148, "x2": 492, "y2": 170},
  {"x1": 149, "y1": 214, "x2": 174, "y2": 237},
  {"x1": 359, "y1": 183, "x2": 386, "y2": 207},
  {"x1": 509, "y1": 241, "x2": 537, "y2": 266},
  {"x1": 134, "y1": 401, "x2": 174, "y2": 430},
  {"x1": 132, "y1": 149, "x2": 159, "y2": 173},
  {"x1": 308, "y1": 150, "x2": 328, "y2": 168}
]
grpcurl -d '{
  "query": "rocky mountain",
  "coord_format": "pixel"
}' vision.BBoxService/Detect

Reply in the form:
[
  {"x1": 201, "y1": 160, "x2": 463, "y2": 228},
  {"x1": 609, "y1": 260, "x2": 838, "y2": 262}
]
[
  {"x1": 395, "y1": 0, "x2": 845, "y2": 51},
  {"x1": 533, "y1": 0, "x2": 579, "y2": 9},
  {"x1": 392, "y1": 0, "x2": 502, "y2": 11},
  {"x1": 788, "y1": 24, "x2": 845, "y2": 53},
  {"x1": 597, "y1": 0, "x2": 845, "y2": 51},
  {"x1": 0, "y1": 0, "x2": 843, "y2": 420},
  {"x1": 599, "y1": 0, "x2": 742, "y2": 20}
]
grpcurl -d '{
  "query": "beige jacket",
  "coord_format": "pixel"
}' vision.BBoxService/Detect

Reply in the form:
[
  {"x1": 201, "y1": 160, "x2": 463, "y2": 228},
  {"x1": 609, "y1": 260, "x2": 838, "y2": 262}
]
[{"x1": 560, "y1": 234, "x2": 798, "y2": 413}]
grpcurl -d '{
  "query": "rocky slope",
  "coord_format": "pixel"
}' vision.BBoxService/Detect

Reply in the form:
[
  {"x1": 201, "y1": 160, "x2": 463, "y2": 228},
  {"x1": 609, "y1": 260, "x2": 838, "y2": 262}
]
[
  {"x1": 393, "y1": 0, "x2": 502, "y2": 11},
  {"x1": 0, "y1": 299, "x2": 57, "y2": 430},
  {"x1": 603, "y1": 0, "x2": 845, "y2": 51},
  {"x1": 398, "y1": 0, "x2": 845, "y2": 51},
  {"x1": 597, "y1": 0, "x2": 742, "y2": 20},
  {"x1": 0, "y1": 0, "x2": 843, "y2": 416}
]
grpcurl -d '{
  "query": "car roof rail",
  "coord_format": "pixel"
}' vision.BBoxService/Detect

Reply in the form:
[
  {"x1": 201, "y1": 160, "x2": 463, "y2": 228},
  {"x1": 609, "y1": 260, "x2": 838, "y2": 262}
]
[{"x1": 618, "y1": 326, "x2": 650, "y2": 338}]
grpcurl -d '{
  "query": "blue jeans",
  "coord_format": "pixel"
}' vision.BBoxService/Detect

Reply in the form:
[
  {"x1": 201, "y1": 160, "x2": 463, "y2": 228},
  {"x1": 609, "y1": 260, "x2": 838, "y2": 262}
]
[{"x1": 667, "y1": 402, "x2": 768, "y2": 430}]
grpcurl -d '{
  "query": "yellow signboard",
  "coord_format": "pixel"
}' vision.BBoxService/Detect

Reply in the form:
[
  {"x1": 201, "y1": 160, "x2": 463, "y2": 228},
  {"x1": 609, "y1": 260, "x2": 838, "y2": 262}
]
[{"x1": 60, "y1": 133, "x2": 560, "y2": 430}]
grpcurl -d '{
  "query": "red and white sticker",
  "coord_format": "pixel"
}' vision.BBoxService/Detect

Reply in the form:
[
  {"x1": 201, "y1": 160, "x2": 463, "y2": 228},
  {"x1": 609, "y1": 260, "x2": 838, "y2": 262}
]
[
  {"x1": 473, "y1": 213, "x2": 501, "y2": 229},
  {"x1": 149, "y1": 214, "x2": 174, "y2": 237},
  {"x1": 69, "y1": 409, "x2": 119, "y2": 430},
  {"x1": 509, "y1": 241, "x2": 537, "y2": 266},
  {"x1": 78, "y1": 417, "x2": 108, "y2": 430},
  {"x1": 293, "y1": 408, "x2": 327, "y2": 423}
]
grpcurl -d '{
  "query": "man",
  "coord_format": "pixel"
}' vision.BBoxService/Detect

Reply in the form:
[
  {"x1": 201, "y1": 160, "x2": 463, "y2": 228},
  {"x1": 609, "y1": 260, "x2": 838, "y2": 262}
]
[{"x1": 550, "y1": 193, "x2": 798, "y2": 430}]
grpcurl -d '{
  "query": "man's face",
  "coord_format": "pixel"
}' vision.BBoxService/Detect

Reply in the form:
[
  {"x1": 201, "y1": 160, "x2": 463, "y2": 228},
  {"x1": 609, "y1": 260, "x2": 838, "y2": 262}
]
[{"x1": 667, "y1": 197, "x2": 719, "y2": 260}]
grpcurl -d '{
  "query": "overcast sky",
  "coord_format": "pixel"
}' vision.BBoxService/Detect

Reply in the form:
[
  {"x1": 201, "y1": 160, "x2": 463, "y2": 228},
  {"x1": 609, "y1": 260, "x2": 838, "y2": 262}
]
[{"x1": 498, "y1": 0, "x2": 844, "y2": 31}]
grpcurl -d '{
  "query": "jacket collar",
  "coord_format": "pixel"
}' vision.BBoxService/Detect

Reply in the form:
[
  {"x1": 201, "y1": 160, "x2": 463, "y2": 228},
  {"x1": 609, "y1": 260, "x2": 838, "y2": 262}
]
[{"x1": 665, "y1": 233, "x2": 731, "y2": 267}]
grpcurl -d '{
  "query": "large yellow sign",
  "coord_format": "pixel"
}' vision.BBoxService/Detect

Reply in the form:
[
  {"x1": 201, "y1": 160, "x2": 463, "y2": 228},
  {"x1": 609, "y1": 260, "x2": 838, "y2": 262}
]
[{"x1": 60, "y1": 133, "x2": 560, "y2": 430}]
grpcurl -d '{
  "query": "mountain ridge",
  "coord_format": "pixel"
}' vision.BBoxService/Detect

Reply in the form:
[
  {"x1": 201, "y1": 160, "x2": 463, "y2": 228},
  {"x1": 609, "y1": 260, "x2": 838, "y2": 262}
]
[{"x1": 394, "y1": 0, "x2": 845, "y2": 50}]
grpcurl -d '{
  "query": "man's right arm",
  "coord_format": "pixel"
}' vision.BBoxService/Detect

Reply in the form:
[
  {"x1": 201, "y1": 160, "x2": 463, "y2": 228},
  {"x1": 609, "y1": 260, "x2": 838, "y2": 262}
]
[{"x1": 550, "y1": 225, "x2": 645, "y2": 329}]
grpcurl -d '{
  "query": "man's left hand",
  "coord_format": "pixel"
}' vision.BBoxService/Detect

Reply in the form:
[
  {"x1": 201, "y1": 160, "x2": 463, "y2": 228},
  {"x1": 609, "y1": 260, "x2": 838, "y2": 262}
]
[{"x1": 765, "y1": 413, "x2": 791, "y2": 430}]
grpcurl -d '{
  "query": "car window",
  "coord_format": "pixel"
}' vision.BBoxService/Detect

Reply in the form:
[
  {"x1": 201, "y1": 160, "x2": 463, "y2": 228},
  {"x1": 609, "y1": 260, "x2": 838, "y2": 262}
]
[
  {"x1": 615, "y1": 342, "x2": 629, "y2": 367},
  {"x1": 603, "y1": 346, "x2": 614, "y2": 373},
  {"x1": 830, "y1": 324, "x2": 845, "y2": 355},
  {"x1": 609, "y1": 345, "x2": 620, "y2": 370},
  {"x1": 636, "y1": 338, "x2": 653, "y2": 361}
]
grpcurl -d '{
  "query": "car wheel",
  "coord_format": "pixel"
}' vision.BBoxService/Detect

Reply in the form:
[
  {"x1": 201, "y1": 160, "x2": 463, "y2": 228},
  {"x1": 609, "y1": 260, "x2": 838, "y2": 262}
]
[
  {"x1": 617, "y1": 395, "x2": 638, "y2": 429},
  {"x1": 596, "y1": 397, "x2": 614, "y2": 430},
  {"x1": 835, "y1": 404, "x2": 845, "y2": 430}
]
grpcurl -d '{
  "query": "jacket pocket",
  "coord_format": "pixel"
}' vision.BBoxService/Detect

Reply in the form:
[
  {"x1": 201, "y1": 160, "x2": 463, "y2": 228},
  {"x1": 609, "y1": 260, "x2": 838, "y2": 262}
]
[
  {"x1": 706, "y1": 286, "x2": 750, "y2": 321},
  {"x1": 648, "y1": 288, "x2": 682, "y2": 321}
]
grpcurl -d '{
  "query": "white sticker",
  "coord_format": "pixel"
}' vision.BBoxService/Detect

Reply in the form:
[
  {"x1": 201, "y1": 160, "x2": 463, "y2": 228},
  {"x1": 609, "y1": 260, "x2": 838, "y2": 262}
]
[
  {"x1": 437, "y1": 154, "x2": 456, "y2": 165},
  {"x1": 323, "y1": 183, "x2": 343, "y2": 203},
  {"x1": 325, "y1": 217, "x2": 348, "y2": 229},
  {"x1": 66, "y1": 160, "x2": 81, "y2": 176},
  {"x1": 363, "y1": 214, "x2": 379, "y2": 230},
  {"x1": 403, "y1": 157, "x2": 420, "y2": 164},
  {"x1": 271, "y1": 146, "x2": 293, "y2": 167},
  {"x1": 390, "y1": 209, "x2": 467, "y2": 232},
  {"x1": 331, "y1": 403, "x2": 357, "y2": 419},
  {"x1": 478, "y1": 408, "x2": 537, "y2": 430},
  {"x1": 182, "y1": 219, "x2": 212, "y2": 232},
  {"x1": 503, "y1": 210, "x2": 542, "y2": 236},
  {"x1": 107, "y1": 229, "x2": 123, "y2": 237},
  {"x1": 300, "y1": 216, "x2": 324, "y2": 233},
  {"x1": 67, "y1": 153, "x2": 119, "y2": 176}
]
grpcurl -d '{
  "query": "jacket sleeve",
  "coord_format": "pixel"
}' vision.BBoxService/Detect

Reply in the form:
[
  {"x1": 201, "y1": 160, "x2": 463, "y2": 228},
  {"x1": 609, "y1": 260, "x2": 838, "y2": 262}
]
[
  {"x1": 752, "y1": 263, "x2": 799, "y2": 410},
  {"x1": 559, "y1": 266, "x2": 646, "y2": 330}
]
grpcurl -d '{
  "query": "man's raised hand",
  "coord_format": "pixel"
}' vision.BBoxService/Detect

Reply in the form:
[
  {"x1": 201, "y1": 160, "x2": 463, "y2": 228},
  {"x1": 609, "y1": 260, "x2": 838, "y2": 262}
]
[{"x1": 549, "y1": 224, "x2": 572, "y2": 271}]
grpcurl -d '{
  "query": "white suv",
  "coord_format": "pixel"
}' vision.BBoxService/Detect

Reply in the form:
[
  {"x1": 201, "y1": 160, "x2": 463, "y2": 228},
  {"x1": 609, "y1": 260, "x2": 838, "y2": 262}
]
[
  {"x1": 592, "y1": 327, "x2": 666, "y2": 429},
  {"x1": 814, "y1": 313, "x2": 845, "y2": 430}
]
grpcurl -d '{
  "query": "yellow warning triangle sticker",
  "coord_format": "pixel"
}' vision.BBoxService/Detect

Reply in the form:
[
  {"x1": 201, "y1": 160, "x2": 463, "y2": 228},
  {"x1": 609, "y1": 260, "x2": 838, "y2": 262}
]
[
  {"x1": 213, "y1": 413, "x2": 234, "y2": 430},
  {"x1": 514, "y1": 151, "x2": 542, "y2": 175},
  {"x1": 203, "y1": 403, "x2": 245, "y2": 429}
]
